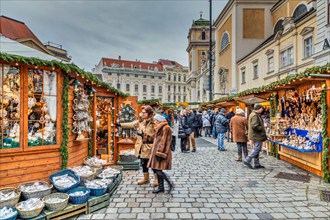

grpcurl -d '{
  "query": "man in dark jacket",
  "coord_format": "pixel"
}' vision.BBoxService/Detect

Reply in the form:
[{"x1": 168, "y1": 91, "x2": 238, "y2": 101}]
[
  {"x1": 186, "y1": 107, "x2": 197, "y2": 152},
  {"x1": 196, "y1": 110, "x2": 203, "y2": 137},
  {"x1": 226, "y1": 108, "x2": 235, "y2": 142},
  {"x1": 243, "y1": 104, "x2": 267, "y2": 169},
  {"x1": 215, "y1": 108, "x2": 229, "y2": 151}
]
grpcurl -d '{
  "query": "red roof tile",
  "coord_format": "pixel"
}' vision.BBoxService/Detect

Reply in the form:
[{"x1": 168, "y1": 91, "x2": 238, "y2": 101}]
[
  {"x1": 0, "y1": 16, "x2": 43, "y2": 45},
  {"x1": 158, "y1": 59, "x2": 182, "y2": 67},
  {"x1": 102, "y1": 58, "x2": 164, "y2": 72}
]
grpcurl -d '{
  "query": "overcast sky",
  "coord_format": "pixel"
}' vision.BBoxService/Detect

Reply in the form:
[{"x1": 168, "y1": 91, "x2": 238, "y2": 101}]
[{"x1": 1, "y1": 0, "x2": 228, "y2": 71}]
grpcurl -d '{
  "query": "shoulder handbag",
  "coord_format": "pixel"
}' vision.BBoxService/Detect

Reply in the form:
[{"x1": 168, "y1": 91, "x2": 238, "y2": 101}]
[
  {"x1": 171, "y1": 135, "x2": 176, "y2": 151},
  {"x1": 178, "y1": 127, "x2": 187, "y2": 139}
]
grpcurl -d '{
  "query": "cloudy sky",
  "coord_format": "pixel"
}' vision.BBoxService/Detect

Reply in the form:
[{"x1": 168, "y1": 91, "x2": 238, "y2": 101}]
[{"x1": 1, "y1": 0, "x2": 228, "y2": 71}]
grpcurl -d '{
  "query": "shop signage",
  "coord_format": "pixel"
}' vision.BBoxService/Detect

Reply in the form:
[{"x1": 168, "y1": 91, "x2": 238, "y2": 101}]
[{"x1": 323, "y1": 38, "x2": 330, "y2": 50}]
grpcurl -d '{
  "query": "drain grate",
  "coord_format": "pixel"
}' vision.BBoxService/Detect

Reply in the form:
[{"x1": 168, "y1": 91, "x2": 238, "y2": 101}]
[
  {"x1": 274, "y1": 172, "x2": 310, "y2": 182},
  {"x1": 320, "y1": 190, "x2": 330, "y2": 202}
]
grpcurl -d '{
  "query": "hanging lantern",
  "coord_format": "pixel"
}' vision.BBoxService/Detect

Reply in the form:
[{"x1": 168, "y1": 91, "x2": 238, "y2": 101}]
[{"x1": 71, "y1": 79, "x2": 82, "y2": 92}]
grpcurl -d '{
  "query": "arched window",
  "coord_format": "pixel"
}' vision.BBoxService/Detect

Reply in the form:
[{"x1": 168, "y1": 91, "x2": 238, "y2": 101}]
[
  {"x1": 168, "y1": 74, "x2": 171, "y2": 81},
  {"x1": 293, "y1": 4, "x2": 307, "y2": 19},
  {"x1": 178, "y1": 74, "x2": 181, "y2": 81},
  {"x1": 220, "y1": 32, "x2": 230, "y2": 51},
  {"x1": 274, "y1": 19, "x2": 283, "y2": 34},
  {"x1": 202, "y1": 31, "x2": 206, "y2": 40},
  {"x1": 174, "y1": 74, "x2": 176, "y2": 81}
]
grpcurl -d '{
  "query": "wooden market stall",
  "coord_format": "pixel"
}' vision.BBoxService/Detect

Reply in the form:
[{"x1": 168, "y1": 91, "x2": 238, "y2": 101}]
[{"x1": 0, "y1": 54, "x2": 127, "y2": 188}]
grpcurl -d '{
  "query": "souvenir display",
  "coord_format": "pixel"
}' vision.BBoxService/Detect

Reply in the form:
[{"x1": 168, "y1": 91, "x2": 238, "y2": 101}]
[
  {"x1": 0, "y1": 190, "x2": 17, "y2": 201},
  {"x1": 84, "y1": 157, "x2": 106, "y2": 167},
  {"x1": 27, "y1": 69, "x2": 57, "y2": 146},
  {"x1": 95, "y1": 97, "x2": 115, "y2": 162},
  {"x1": 0, "y1": 66, "x2": 21, "y2": 149},
  {"x1": 0, "y1": 207, "x2": 17, "y2": 219},
  {"x1": 68, "y1": 191, "x2": 88, "y2": 197},
  {"x1": 97, "y1": 167, "x2": 120, "y2": 179},
  {"x1": 19, "y1": 182, "x2": 50, "y2": 192},
  {"x1": 84, "y1": 179, "x2": 108, "y2": 189},
  {"x1": 52, "y1": 174, "x2": 78, "y2": 188},
  {"x1": 269, "y1": 87, "x2": 323, "y2": 152},
  {"x1": 119, "y1": 149, "x2": 135, "y2": 156},
  {"x1": 44, "y1": 197, "x2": 66, "y2": 203},
  {"x1": 71, "y1": 166, "x2": 94, "y2": 177},
  {"x1": 17, "y1": 198, "x2": 43, "y2": 211},
  {"x1": 72, "y1": 87, "x2": 91, "y2": 140},
  {"x1": 116, "y1": 103, "x2": 137, "y2": 138}
]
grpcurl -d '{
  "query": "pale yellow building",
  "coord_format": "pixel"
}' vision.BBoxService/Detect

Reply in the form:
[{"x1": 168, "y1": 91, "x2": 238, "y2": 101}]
[
  {"x1": 237, "y1": 0, "x2": 317, "y2": 91},
  {"x1": 213, "y1": 0, "x2": 278, "y2": 98}
]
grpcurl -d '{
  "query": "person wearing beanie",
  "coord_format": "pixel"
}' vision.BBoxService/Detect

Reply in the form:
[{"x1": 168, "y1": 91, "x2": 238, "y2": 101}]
[
  {"x1": 148, "y1": 114, "x2": 174, "y2": 194},
  {"x1": 215, "y1": 108, "x2": 229, "y2": 151},
  {"x1": 119, "y1": 105, "x2": 158, "y2": 186},
  {"x1": 226, "y1": 108, "x2": 235, "y2": 142},
  {"x1": 230, "y1": 108, "x2": 248, "y2": 161},
  {"x1": 243, "y1": 104, "x2": 267, "y2": 169}
]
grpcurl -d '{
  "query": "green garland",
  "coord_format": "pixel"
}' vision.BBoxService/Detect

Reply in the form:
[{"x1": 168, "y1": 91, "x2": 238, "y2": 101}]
[
  {"x1": 0, "y1": 53, "x2": 129, "y2": 97},
  {"x1": 321, "y1": 88, "x2": 330, "y2": 182},
  {"x1": 60, "y1": 74, "x2": 69, "y2": 169},
  {"x1": 200, "y1": 63, "x2": 330, "y2": 106},
  {"x1": 138, "y1": 99, "x2": 161, "y2": 105}
]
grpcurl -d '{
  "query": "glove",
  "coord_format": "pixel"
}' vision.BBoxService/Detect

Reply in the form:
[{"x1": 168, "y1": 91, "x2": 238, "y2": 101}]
[
  {"x1": 115, "y1": 123, "x2": 121, "y2": 127},
  {"x1": 137, "y1": 131, "x2": 144, "y2": 138}
]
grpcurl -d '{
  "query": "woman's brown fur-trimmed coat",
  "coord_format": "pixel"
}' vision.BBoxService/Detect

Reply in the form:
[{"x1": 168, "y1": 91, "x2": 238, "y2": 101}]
[
  {"x1": 230, "y1": 113, "x2": 248, "y2": 143},
  {"x1": 147, "y1": 121, "x2": 172, "y2": 170},
  {"x1": 121, "y1": 118, "x2": 155, "y2": 159}
]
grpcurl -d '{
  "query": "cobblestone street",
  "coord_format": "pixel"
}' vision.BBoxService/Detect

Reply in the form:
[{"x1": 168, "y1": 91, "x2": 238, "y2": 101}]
[{"x1": 77, "y1": 127, "x2": 330, "y2": 220}]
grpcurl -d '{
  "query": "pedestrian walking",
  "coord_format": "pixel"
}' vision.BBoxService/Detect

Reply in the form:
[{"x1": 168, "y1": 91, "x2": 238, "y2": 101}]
[
  {"x1": 196, "y1": 109, "x2": 203, "y2": 137},
  {"x1": 215, "y1": 108, "x2": 229, "y2": 151},
  {"x1": 186, "y1": 107, "x2": 197, "y2": 152},
  {"x1": 243, "y1": 104, "x2": 267, "y2": 169},
  {"x1": 178, "y1": 110, "x2": 190, "y2": 153},
  {"x1": 230, "y1": 108, "x2": 248, "y2": 161},
  {"x1": 226, "y1": 108, "x2": 235, "y2": 142},
  {"x1": 119, "y1": 105, "x2": 158, "y2": 186},
  {"x1": 202, "y1": 110, "x2": 212, "y2": 137},
  {"x1": 211, "y1": 108, "x2": 219, "y2": 139},
  {"x1": 148, "y1": 114, "x2": 174, "y2": 194}
]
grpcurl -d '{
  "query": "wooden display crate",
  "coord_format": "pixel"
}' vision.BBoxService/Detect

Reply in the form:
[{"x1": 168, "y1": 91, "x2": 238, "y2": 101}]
[
  {"x1": 108, "y1": 173, "x2": 122, "y2": 196},
  {"x1": 43, "y1": 203, "x2": 87, "y2": 220},
  {"x1": 117, "y1": 159, "x2": 140, "y2": 170},
  {"x1": 88, "y1": 193, "x2": 110, "y2": 214}
]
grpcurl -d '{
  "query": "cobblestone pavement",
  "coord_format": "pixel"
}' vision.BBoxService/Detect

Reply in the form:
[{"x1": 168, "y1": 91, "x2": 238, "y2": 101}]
[{"x1": 76, "y1": 126, "x2": 330, "y2": 219}]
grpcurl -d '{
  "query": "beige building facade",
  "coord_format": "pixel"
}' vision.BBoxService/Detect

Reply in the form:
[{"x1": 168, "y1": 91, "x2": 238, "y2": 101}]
[
  {"x1": 213, "y1": 0, "x2": 277, "y2": 98},
  {"x1": 237, "y1": 0, "x2": 317, "y2": 92}
]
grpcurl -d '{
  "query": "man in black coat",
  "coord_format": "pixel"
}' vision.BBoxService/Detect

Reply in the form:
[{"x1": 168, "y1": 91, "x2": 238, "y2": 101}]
[
  {"x1": 211, "y1": 108, "x2": 219, "y2": 139},
  {"x1": 225, "y1": 108, "x2": 235, "y2": 142}
]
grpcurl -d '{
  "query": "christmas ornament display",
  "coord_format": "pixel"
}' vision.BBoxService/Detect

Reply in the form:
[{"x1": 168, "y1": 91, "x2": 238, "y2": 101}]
[{"x1": 116, "y1": 104, "x2": 137, "y2": 138}]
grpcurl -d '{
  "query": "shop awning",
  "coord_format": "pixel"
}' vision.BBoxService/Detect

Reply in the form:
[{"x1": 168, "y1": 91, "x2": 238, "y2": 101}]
[
  {"x1": 234, "y1": 95, "x2": 268, "y2": 105},
  {"x1": 214, "y1": 101, "x2": 236, "y2": 108}
]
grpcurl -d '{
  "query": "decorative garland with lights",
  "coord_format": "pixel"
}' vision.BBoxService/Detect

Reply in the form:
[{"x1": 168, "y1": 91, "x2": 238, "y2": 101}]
[
  {"x1": 321, "y1": 88, "x2": 329, "y2": 182},
  {"x1": 60, "y1": 74, "x2": 69, "y2": 169},
  {"x1": 138, "y1": 99, "x2": 161, "y2": 105},
  {"x1": 0, "y1": 53, "x2": 129, "y2": 97}
]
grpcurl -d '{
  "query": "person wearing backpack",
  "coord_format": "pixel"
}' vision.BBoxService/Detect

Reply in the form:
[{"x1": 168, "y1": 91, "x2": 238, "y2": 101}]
[{"x1": 215, "y1": 108, "x2": 229, "y2": 151}]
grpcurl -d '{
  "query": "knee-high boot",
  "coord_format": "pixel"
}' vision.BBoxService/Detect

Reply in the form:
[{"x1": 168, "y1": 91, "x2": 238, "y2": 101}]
[
  {"x1": 161, "y1": 172, "x2": 174, "y2": 194},
  {"x1": 152, "y1": 171, "x2": 164, "y2": 194}
]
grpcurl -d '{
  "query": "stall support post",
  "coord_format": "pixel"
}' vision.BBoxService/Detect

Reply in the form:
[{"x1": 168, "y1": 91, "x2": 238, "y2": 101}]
[
  {"x1": 92, "y1": 93, "x2": 97, "y2": 156},
  {"x1": 326, "y1": 80, "x2": 330, "y2": 180}
]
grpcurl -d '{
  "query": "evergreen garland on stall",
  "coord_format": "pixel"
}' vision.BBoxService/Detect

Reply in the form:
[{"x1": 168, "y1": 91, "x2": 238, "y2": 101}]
[
  {"x1": 321, "y1": 88, "x2": 329, "y2": 182},
  {"x1": 60, "y1": 74, "x2": 69, "y2": 169},
  {"x1": 88, "y1": 96, "x2": 94, "y2": 157}
]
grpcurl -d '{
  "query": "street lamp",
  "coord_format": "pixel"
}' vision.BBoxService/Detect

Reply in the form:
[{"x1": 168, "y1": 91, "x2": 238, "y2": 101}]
[{"x1": 209, "y1": 0, "x2": 213, "y2": 102}]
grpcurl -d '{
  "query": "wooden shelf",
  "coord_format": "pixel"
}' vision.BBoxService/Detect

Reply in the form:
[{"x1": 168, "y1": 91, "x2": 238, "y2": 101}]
[{"x1": 73, "y1": 138, "x2": 90, "y2": 144}]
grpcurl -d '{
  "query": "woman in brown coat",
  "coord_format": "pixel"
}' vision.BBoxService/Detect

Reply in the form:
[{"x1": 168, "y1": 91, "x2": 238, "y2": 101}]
[
  {"x1": 120, "y1": 106, "x2": 157, "y2": 186},
  {"x1": 230, "y1": 108, "x2": 248, "y2": 161},
  {"x1": 148, "y1": 114, "x2": 173, "y2": 194}
]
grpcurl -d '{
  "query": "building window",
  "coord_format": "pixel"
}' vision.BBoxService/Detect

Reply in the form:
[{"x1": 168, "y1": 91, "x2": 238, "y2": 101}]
[
  {"x1": 143, "y1": 97, "x2": 146, "y2": 100},
  {"x1": 304, "y1": 37, "x2": 313, "y2": 58},
  {"x1": 135, "y1": 84, "x2": 138, "y2": 92},
  {"x1": 143, "y1": 75, "x2": 146, "y2": 78},
  {"x1": 126, "y1": 83, "x2": 130, "y2": 92},
  {"x1": 184, "y1": 86, "x2": 186, "y2": 92},
  {"x1": 178, "y1": 75, "x2": 181, "y2": 81},
  {"x1": 143, "y1": 85, "x2": 147, "y2": 92},
  {"x1": 183, "y1": 96, "x2": 186, "y2": 102},
  {"x1": 135, "y1": 74, "x2": 138, "y2": 77},
  {"x1": 174, "y1": 74, "x2": 176, "y2": 81},
  {"x1": 253, "y1": 63, "x2": 258, "y2": 79},
  {"x1": 178, "y1": 86, "x2": 181, "y2": 92},
  {"x1": 174, "y1": 86, "x2": 176, "y2": 93},
  {"x1": 184, "y1": 75, "x2": 186, "y2": 81},
  {"x1": 159, "y1": 86, "x2": 162, "y2": 94},
  {"x1": 168, "y1": 74, "x2": 171, "y2": 81},
  {"x1": 281, "y1": 47, "x2": 294, "y2": 67},
  {"x1": 220, "y1": 32, "x2": 230, "y2": 51},
  {"x1": 241, "y1": 69, "x2": 246, "y2": 84},
  {"x1": 274, "y1": 19, "x2": 283, "y2": 34},
  {"x1": 268, "y1": 56, "x2": 274, "y2": 73},
  {"x1": 328, "y1": 0, "x2": 330, "y2": 24},
  {"x1": 168, "y1": 85, "x2": 170, "y2": 92},
  {"x1": 293, "y1": 4, "x2": 308, "y2": 19},
  {"x1": 126, "y1": 74, "x2": 129, "y2": 77},
  {"x1": 202, "y1": 31, "x2": 206, "y2": 40},
  {"x1": 168, "y1": 95, "x2": 171, "y2": 102},
  {"x1": 178, "y1": 96, "x2": 181, "y2": 102},
  {"x1": 108, "y1": 73, "x2": 112, "y2": 76},
  {"x1": 174, "y1": 96, "x2": 176, "y2": 102},
  {"x1": 159, "y1": 76, "x2": 162, "y2": 79},
  {"x1": 117, "y1": 83, "x2": 120, "y2": 89},
  {"x1": 189, "y1": 62, "x2": 192, "y2": 71},
  {"x1": 151, "y1": 76, "x2": 154, "y2": 79},
  {"x1": 151, "y1": 85, "x2": 155, "y2": 93}
]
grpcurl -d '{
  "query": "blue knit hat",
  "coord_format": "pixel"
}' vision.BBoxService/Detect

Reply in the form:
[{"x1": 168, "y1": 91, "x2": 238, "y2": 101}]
[{"x1": 154, "y1": 114, "x2": 166, "y2": 122}]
